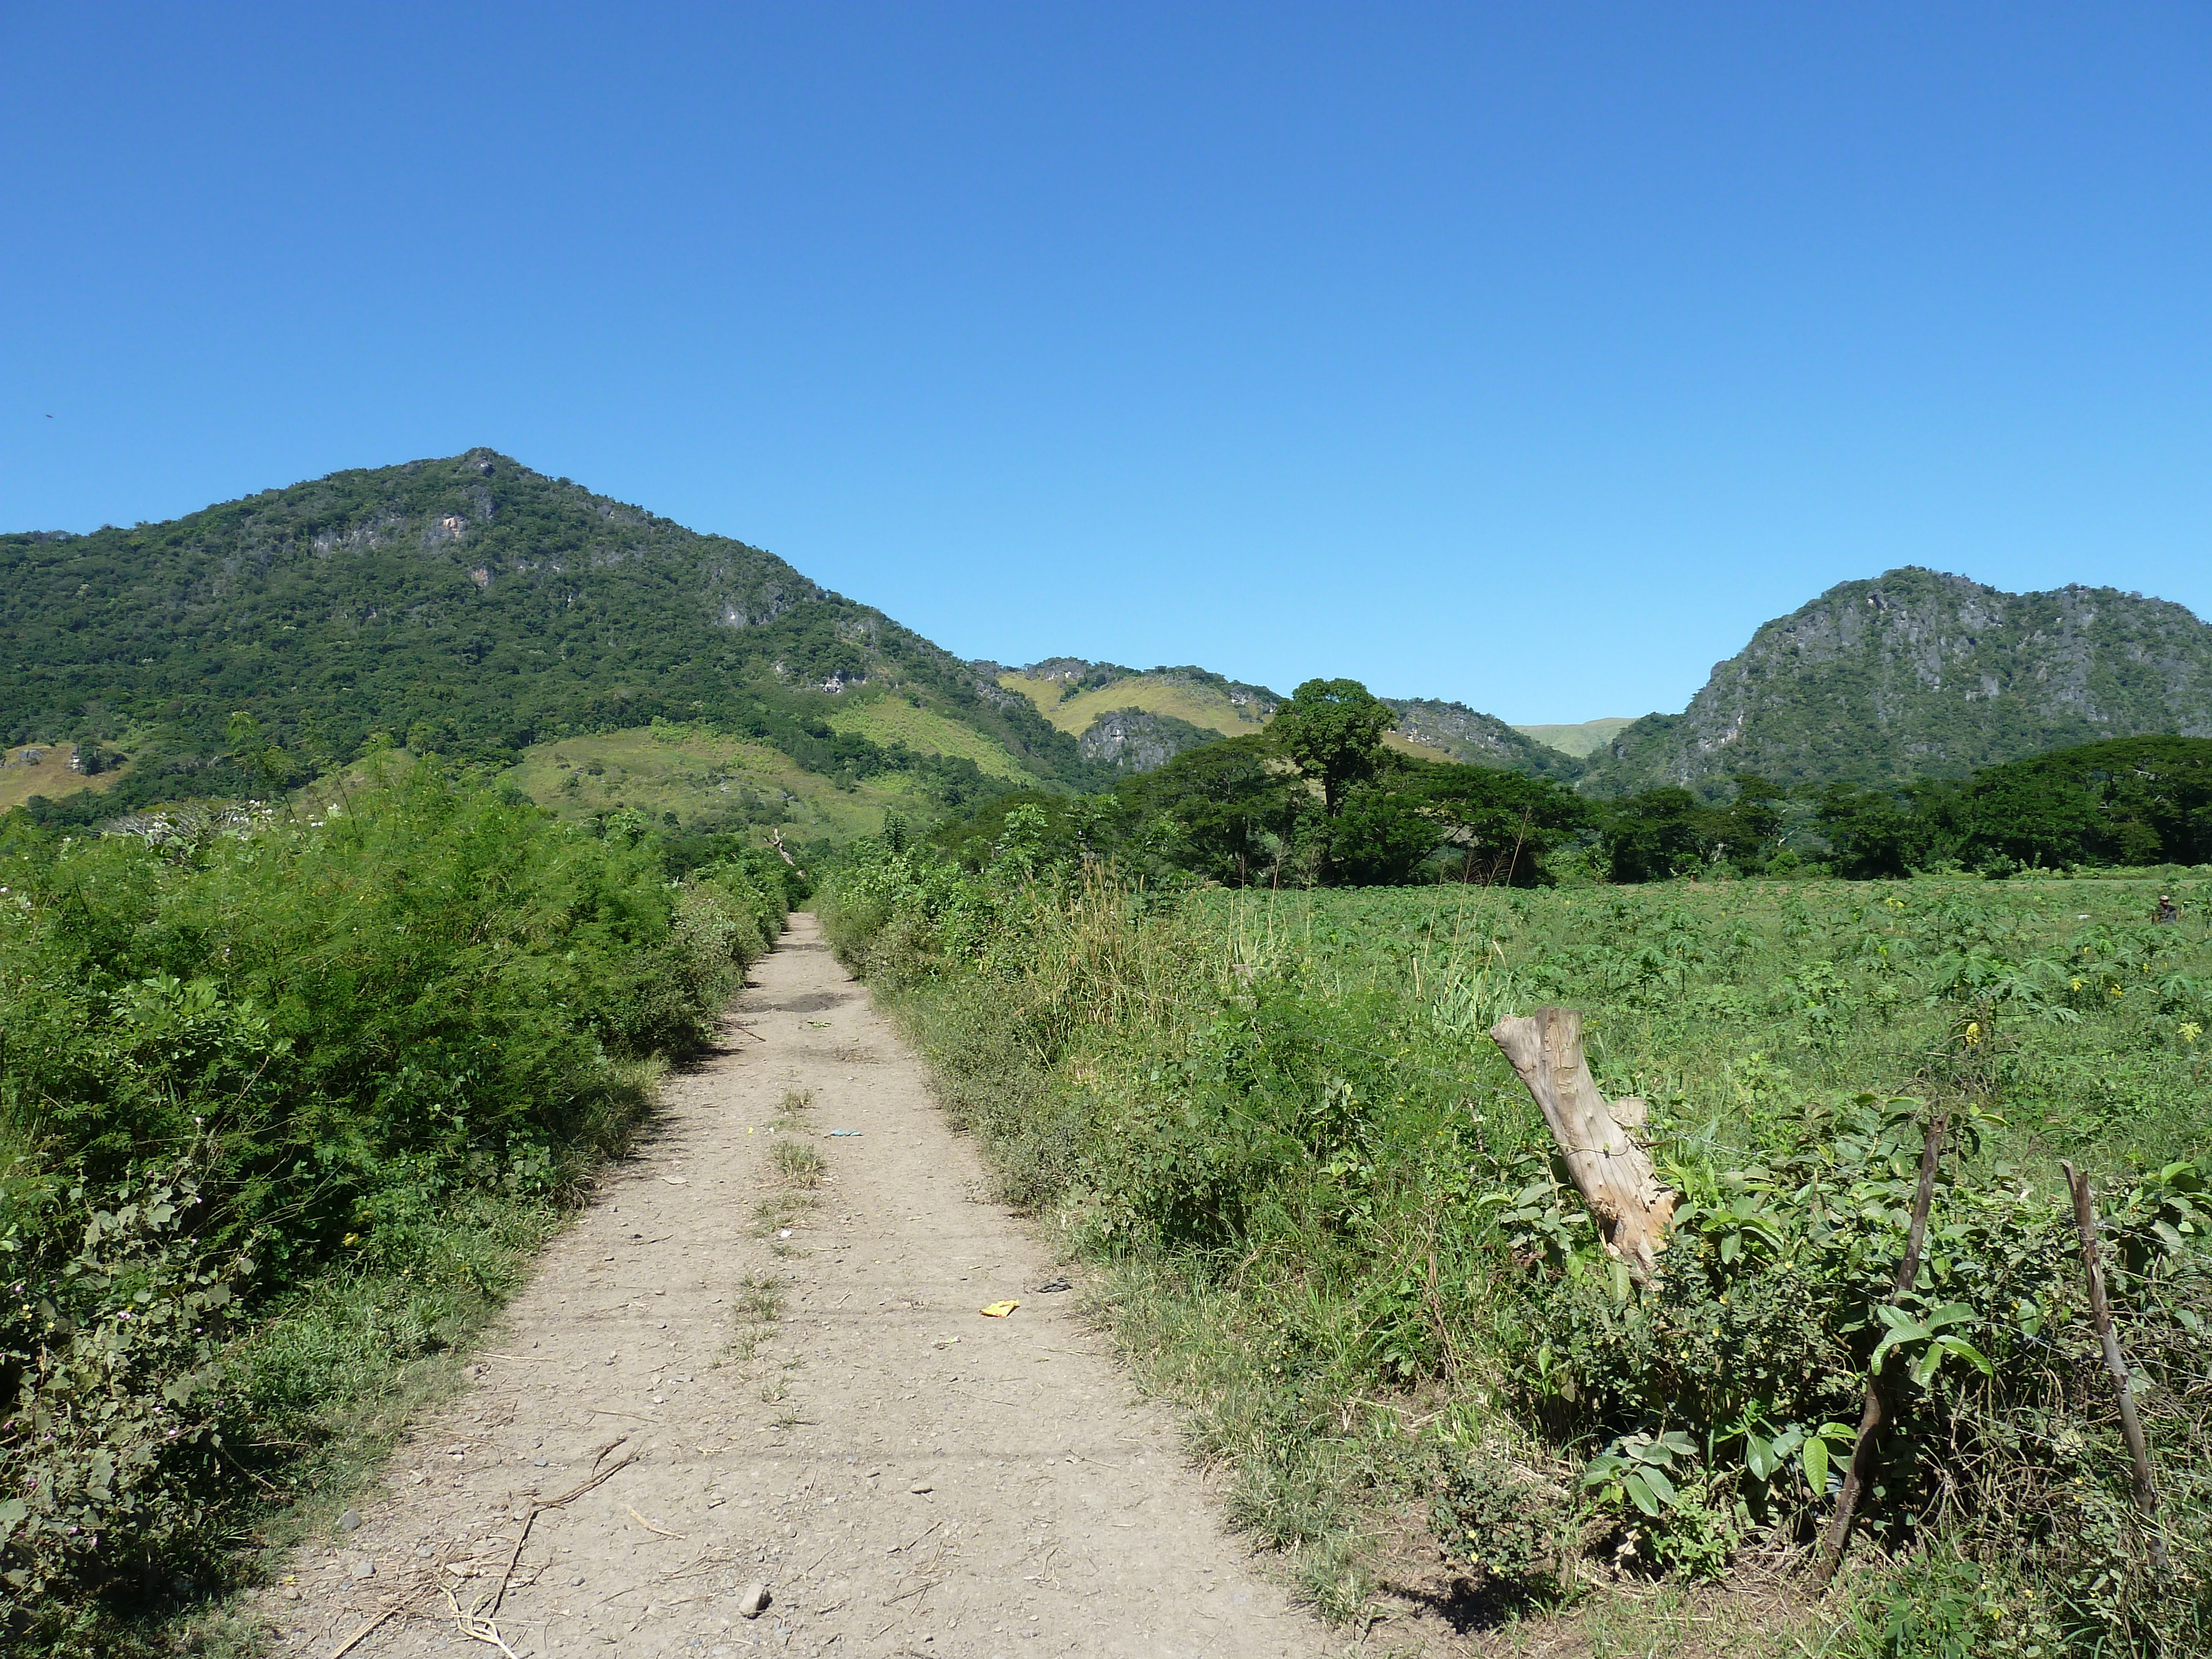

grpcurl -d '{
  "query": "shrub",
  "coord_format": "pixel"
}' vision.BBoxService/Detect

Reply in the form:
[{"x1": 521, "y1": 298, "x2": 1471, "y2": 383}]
[{"x1": 0, "y1": 770, "x2": 784, "y2": 1645}]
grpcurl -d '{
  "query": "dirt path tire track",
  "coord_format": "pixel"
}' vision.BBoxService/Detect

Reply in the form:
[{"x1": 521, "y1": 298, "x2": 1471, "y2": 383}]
[{"x1": 262, "y1": 914, "x2": 1334, "y2": 1658}]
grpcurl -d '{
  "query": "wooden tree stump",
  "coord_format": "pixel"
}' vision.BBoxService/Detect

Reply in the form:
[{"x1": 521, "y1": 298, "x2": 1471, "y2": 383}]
[{"x1": 1490, "y1": 1006, "x2": 1678, "y2": 1284}]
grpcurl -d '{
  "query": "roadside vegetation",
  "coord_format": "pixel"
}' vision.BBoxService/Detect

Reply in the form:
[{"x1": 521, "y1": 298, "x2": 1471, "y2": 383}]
[
  {"x1": 0, "y1": 763, "x2": 795, "y2": 1655},
  {"x1": 820, "y1": 772, "x2": 2212, "y2": 1653}
]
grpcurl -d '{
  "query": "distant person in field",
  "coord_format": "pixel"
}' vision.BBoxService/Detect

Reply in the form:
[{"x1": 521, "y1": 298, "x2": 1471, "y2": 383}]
[{"x1": 2155, "y1": 894, "x2": 2180, "y2": 925}]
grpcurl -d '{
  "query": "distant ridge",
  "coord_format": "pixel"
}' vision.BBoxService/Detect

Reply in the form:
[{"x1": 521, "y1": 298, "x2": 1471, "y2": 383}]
[
  {"x1": 985, "y1": 658, "x2": 1580, "y2": 779},
  {"x1": 1513, "y1": 717, "x2": 1634, "y2": 758},
  {"x1": 1579, "y1": 567, "x2": 2212, "y2": 796}
]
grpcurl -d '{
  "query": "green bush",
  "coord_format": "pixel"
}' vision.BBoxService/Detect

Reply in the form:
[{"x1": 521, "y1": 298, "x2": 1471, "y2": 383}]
[{"x1": 0, "y1": 770, "x2": 784, "y2": 1647}]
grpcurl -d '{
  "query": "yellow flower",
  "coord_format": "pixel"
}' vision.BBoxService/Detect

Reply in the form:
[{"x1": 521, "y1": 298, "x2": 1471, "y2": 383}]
[
  {"x1": 342, "y1": 1233, "x2": 361, "y2": 1247},
  {"x1": 2070, "y1": 977, "x2": 2083, "y2": 992},
  {"x1": 1963, "y1": 1021, "x2": 1981, "y2": 1047}
]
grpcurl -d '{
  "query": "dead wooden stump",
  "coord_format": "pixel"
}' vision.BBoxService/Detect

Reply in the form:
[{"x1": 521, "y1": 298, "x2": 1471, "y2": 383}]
[{"x1": 1489, "y1": 1006, "x2": 1677, "y2": 1285}]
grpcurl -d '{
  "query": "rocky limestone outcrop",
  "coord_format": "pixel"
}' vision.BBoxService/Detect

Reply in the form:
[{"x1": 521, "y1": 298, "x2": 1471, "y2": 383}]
[
  {"x1": 1076, "y1": 707, "x2": 1218, "y2": 771},
  {"x1": 1581, "y1": 567, "x2": 2212, "y2": 796}
]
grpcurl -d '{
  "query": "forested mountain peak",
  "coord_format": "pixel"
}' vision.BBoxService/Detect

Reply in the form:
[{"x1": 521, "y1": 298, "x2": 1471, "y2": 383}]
[
  {"x1": 2, "y1": 450, "x2": 1092, "y2": 818},
  {"x1": 1580, "y1": 566, "x2": 2212, "y2": 795}
]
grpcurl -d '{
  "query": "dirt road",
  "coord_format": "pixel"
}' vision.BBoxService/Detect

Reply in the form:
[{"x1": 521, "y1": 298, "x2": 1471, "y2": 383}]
[{"x1": 263, "y1": 914, "x2": 1333, "y2": 1659}]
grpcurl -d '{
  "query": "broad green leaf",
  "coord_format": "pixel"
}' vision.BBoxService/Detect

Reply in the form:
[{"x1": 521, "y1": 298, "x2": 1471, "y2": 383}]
[
  {"x1": 1623, "y1": 1469, "x2": 1662, "y2": 1516},
  {"x1": 1636, "y1": 1464, "x2": 1678, "y2": 1507},
  {"x1": 1803, "y1": 1437, "x2": 1830, "y2": 1494},
  {"x1": 1937, "y1": 1335, "x2": 1994, "y2": 1376},
  {"x1": 1869, "y1": 1321, "x2": 1930, "y2": 1374},
  {"x1": 1744, "y1": 1433, "x2": 1776, "y2": 1481}
]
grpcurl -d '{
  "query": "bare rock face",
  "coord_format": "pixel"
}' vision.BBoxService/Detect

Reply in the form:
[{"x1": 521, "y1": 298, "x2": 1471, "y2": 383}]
[
  {"x1": 1582, "y1": 567, "x2": 2212, "y2": 796},
  {"x1": 1076, "y1": 707, "x2": 1215, "y2": 772}
]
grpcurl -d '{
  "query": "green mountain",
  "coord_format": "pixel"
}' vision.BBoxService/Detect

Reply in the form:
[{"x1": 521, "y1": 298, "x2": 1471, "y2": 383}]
[
  {"x1": 2, "y1": 450, "x2": 1094, "y2": 821},
  {"x1": 1581, "y1": 567, "x2": 2212, "y2": 797},
  {"x1": 1380, "y1": 697, "x2": 1585, "y2": 780}
]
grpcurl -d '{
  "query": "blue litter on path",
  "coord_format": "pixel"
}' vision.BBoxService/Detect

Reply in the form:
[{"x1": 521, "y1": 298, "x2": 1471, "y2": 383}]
[{"x1": 827, "y1": 1130, "x2": 863, "y2": 1137}]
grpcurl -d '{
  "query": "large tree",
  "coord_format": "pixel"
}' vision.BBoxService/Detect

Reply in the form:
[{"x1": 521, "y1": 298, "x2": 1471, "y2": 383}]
[{"x1": 1271, "y1": 678, "x2": 1395, "y2": 815}]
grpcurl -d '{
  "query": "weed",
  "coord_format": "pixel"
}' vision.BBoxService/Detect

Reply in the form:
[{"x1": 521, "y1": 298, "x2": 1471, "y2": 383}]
[{"x1": 772, "y1": 1139, "x2": 827, "y2": 1188}]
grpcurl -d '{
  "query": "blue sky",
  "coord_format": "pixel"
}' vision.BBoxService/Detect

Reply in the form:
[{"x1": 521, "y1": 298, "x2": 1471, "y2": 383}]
[{"x1": 4, "y1": 4, "x2": 2206, "y2": 723}]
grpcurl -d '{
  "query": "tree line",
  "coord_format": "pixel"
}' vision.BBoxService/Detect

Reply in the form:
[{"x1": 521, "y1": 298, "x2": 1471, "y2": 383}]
[{"x1": 917, "y1": 682, "x2": 2212, "y2": 886}]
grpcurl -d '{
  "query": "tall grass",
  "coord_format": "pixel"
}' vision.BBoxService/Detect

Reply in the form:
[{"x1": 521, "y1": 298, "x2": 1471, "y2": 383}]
[{"x1": 822, "y1": 847, "x2": 2212, "y2": 1655}]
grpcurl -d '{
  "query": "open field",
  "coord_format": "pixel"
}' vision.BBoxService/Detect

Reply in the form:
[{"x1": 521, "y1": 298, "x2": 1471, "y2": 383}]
[
  {"x1": 1381, "y1": 729, "x2": 1457, "y2": 763},
  {"x1": 0, "y1": 744, "x2": 129, "y2": 813},
  {"x1": 999, "y1": 670, "x2": 1273, "y2": 739},
  {"x1": 1513, "y1": 717, "x2": 1636, "y2": 757},
  {"x1": 503, "y1": 723, "x2": 931, "y2": 838},
  {"x1": 825, "y1": 855, "x2": 2212, "y2": 1653}
]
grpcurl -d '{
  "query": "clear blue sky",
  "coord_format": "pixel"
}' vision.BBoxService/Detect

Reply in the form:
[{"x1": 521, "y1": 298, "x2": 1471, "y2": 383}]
[{"x1": 5, "y1": 4, "x2": 2206, "y2": 723}]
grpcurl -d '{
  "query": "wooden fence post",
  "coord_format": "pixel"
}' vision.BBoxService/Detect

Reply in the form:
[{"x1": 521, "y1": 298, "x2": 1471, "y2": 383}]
[
  {"x1": 1811, "y1": 1111, "x2": 1947, "y2": 1588},
  {"x1": 2062, "y1": 1160, "x2": 2170, "y2": 1574}
]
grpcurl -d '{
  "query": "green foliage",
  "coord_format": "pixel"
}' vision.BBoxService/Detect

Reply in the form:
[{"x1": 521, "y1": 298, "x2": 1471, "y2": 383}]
[
  {"x1": 1430, "y1": 1448, "x2": 1571, "y2": 1597},
  {"x1": 1269, "y1": 679, "x2": 1395, "y2": 816},
  {"x1": 1820, "y1": 737, "x2": 2212, "y2": 878},
  {"x1": 0, "y1": 770, "x2": 784, "y2": 1646},
  {"x1": 0, "y1": 451, "x2": 1093, "y2": 826},
  {"x1": 822, "y1": 848, "x2": 2212, "y2": 1647}
]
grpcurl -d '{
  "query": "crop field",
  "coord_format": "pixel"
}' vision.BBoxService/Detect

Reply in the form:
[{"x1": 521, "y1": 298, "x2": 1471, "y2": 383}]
[
  {"x1": 1201, "y1": 873, "x2": 2211, "y2": 1175},
  {"x1": 824, "y1": 853, "x2": 2212, "y2": 1654}
]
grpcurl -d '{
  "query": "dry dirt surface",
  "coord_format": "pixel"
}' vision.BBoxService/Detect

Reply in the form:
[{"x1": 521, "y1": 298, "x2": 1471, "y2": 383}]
[{"x1": 259, "y1": 914, "x2": 1335, "y2": 1659}]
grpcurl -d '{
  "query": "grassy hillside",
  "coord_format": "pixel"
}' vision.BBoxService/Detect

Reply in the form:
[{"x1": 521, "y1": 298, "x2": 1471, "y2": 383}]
[
  {"x1": 1, "y1": 450, "x2": 1086, "y2": 825},
  {"x1": 501, "y1": 723, "x2": 936, "y2": 840},
  {"x1": 1381, "y1": 696, "x2": 1586, "y2": 780},
  {"x1": 998, "y1": 661, "x2": 1580, "y2": 780},
  {"x1": 1582, "y1": 567, "x2": 2212, "y2": 797},
  {"x1": 998, "y1": 667, "x2": 1276, "y2": 739},
  {"x1": 1514, "y1": 715, "x2": 1635, "y2": 756},
  {"x1": 822, "y1": 692, "x2": 1042, "y2": 784},
  {"x1": 0, "y1": 744, "x2": 132, "y2": 814}
]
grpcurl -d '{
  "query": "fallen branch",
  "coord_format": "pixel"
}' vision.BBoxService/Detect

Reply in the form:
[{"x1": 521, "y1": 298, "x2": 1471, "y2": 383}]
[
  {"x1": 324, "y1": 1606, "x2": 398, "y2": 1659},
  {"x1": 1812, "y1": 1111, "x2": 1946, "y2": 1587},
  {"x1": 445, "y1": 1584, "x2": 522, "y2": 1657},
  {"x1": 484, "y1": 1451, "x2": 638, "y2": 1618},
  {"x1": 625, "y1": 1503, "x2": 686, "y2": 1540},
  {"x1": 2063, "y1": 1160, "x2": 2171, "y2": 1574}
]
